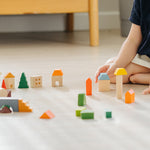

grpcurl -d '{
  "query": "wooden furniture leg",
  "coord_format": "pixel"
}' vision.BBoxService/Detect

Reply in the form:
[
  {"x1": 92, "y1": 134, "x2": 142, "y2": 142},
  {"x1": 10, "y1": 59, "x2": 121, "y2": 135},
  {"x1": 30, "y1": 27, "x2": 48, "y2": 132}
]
[
  {"x1": 66, "y1": 13, "x2": 74, "y2": 32},
  {"x1": 89, "y1": 0, "x2": 99, "y2": 46}
]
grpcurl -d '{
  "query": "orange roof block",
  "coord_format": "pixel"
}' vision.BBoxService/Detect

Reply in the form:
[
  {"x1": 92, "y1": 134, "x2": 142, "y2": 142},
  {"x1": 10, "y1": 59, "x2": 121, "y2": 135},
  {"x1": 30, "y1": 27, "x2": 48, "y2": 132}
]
[
  {"x1": 52, "y1": 69, "x2": 63, "y2": 76},
  {"x1": 5, "y1": 72, "x2": 15, "y2": 78},
  {"x1": 40, "y1": 110, "x2": 55, "y2": 119},
  {"x1": 125, "y1": 89, "x2": 135, "y2": 104}
]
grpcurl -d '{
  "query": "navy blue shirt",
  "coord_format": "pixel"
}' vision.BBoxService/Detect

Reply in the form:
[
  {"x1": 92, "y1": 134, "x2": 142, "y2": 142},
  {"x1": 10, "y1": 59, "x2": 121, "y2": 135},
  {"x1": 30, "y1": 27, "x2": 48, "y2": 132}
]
[{"x1": 129, "y1": 0, "x2": 150, "y2": 58}]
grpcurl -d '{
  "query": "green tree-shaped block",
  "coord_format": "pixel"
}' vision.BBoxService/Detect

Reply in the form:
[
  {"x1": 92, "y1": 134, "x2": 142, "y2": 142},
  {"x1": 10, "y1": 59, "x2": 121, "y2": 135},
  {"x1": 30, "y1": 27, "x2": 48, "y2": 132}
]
[{"x1": 18, "y1": 72, "x2": 29, "y2": 88}]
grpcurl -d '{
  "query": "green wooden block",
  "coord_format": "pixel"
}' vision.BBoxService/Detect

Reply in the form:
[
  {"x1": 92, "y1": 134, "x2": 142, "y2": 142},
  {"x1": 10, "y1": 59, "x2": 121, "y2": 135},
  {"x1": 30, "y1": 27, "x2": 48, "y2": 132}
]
[
  {"x1": 76, "y1": 107, "x2": 86, "y2": 117},
  {"x1": 81, "y1": 110, "x2": 94, "y2": 119},
  {"x1": 18, "y1": 72, "x2": 29, "y2": 88},
  {"x1": 105, "y1": 110, "x2": 112, "y2": 118},
  {"x1": 78, "y1": 93, "x2": 86, "y2": 106}
]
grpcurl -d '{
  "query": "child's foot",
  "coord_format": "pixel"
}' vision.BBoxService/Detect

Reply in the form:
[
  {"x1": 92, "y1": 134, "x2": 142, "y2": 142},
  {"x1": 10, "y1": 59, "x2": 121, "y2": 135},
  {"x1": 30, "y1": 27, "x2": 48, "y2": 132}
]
[{"x1": 143, "y1": 87, "x2": 150, "y2": 95}]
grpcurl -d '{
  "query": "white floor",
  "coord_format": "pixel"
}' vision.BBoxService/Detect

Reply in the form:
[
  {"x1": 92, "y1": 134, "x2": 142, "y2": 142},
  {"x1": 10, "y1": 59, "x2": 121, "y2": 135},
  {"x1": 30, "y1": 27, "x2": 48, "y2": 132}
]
[{"x1": 0, "y1": 30, "x2": 149, "y2": 150}]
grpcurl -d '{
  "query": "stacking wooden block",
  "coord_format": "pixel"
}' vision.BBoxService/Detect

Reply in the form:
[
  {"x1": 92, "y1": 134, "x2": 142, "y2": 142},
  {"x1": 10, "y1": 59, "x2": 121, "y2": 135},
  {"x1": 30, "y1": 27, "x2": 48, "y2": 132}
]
[
  {"x1": 52, "y1": 69, "x2": 63, "y2": 87},
  {"x1": 30, "y1": 75, "x2": 42, "y2": 88},
  {"x1": 81, "y1": 110, "x2": 94, "y2": 119},
  {"x1": 78, "y1": 93, "x2": 86, "y2": 106},
  {"x1": 125, "y1": 89, "x2": 135, "y2": 104},
  {"x1": 114, "y1": 68, "x2": 127, "y2": 99},
  {"x1": 86, "y1": 78, "x2": 92, "y2": 95},
  {"x1": 98, "y1": 73, "x2": 110, "y2": 92},
  {"x1": 4, "y1": 72, "x2": 15, "y2": 89},
  {"x1": 105, "y1": 110, "x2": 112, "y2": 119},
  {"x1": 40, "y1": 110, "x2": 55, "y2": 119},
  {"x1": 76, "y1": 107, "x2": 86, "y2": 117}
]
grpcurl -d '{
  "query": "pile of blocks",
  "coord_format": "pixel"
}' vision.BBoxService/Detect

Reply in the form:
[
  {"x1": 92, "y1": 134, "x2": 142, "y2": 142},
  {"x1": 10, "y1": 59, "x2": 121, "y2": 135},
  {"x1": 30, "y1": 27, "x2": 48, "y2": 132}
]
[{"x1": 76, "y1": 93, "x2": 94, "y2": 119}]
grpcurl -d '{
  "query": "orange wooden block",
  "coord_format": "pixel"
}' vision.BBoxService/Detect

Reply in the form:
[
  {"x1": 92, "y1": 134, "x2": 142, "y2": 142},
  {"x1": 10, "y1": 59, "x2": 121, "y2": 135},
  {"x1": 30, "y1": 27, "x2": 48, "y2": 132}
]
[
  {"x1": 52, "y1": 69, "x2": 63, "y2": 76},
  {"x1": 86, "y1": 78, "x2": 92, "y2": 95},
  {"x1": 125, "y1": 89, "x2": 135, "y2": 104},
  {"x1": 40, "y1": 110, "x2": 55, "y2": 119},
  {"x1": 18, "y1": 100, "x2": 32, "y2": 112}
]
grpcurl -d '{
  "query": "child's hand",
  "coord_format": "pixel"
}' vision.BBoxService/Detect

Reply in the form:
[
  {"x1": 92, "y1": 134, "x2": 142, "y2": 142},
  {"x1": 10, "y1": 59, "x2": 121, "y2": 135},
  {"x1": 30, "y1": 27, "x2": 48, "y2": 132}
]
[
  {"x1": 95, "y1": 64, "x2": 110, "y2": 83},
  {"x1": 95, "y1": 63, "x2": 118, "y2": 83},
  {"x1": 143, "y1": 87, "x2": 150, "y2": 95}
]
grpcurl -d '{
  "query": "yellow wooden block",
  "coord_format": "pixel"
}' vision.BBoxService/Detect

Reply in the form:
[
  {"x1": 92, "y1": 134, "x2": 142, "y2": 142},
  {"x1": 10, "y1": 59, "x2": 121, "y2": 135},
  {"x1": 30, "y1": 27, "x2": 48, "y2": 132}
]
[{"x1": 114, "y1": 68, "x2": 127, "y2": 76}]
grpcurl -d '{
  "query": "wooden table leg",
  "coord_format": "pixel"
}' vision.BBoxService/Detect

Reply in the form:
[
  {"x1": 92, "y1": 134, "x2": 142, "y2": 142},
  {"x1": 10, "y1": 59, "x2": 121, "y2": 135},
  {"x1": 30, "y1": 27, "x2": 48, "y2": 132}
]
[
  {"x1": 66, "y1": 13, "x2": 74, "y2": 32},
  {"x1": 89, "y1": 0, "x2": 99, "y2": 46}
]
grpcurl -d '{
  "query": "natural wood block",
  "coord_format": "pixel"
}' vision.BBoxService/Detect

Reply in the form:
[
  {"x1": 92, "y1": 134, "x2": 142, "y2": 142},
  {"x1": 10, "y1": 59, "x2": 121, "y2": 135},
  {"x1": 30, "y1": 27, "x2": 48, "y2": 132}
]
[
  {"x1": 116, "y1": 75, "x2": 122, "y2": 99},
  {"x1": 30, "y1": 75, "x2": 42, "y2": 88},
  {"x1": 4, "y1": 72, "x2": 15, "y2": 89},
  {"x1": 98, "y1": 80, "x2": 110, "y2": 92},
  {"x1": 0, "y1": 88, "x2": 8, "y2": 97},
  {"x1": 52, "y1": 76, "x2": 63, "y2": 87}
]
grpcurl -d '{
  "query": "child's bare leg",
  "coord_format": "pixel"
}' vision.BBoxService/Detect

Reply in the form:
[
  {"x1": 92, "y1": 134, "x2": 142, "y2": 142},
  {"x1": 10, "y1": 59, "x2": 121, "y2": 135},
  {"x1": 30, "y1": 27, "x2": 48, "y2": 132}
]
[
  {"x1": 110, "y1": 63, "x2": 150, "y2": 84},
  {"x1": 129, "y1": 73, "x2": 150, "y2": 84}
]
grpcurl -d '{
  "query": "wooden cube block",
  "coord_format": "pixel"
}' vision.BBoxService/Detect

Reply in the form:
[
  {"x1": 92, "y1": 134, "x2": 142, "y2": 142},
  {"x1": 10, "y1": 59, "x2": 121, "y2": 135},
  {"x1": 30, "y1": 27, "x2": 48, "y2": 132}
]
[
  {"x1": 30, "y1": 75, "x2": 42, "y2": 88},
  {"x1": 105, "y1": 110, "x2": 112, "y2": 118},
  {"x1": 76, "y1": 107, "x2": 86, "y2": 117}
]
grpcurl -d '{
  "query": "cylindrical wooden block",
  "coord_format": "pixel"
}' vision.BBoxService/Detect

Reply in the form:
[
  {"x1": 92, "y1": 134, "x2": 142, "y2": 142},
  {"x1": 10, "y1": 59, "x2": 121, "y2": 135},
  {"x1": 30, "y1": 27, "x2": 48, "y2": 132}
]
[
  {"x1": 89, "y1": 0, "x2": 99, "y2": 46},
  {"x1": 116, "y1": 75, "x2": 123, "y2": 99}
]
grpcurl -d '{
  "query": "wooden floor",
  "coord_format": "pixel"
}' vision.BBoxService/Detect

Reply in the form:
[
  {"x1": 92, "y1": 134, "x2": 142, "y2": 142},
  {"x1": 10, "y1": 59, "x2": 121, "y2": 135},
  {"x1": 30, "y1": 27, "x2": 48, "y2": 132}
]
[{"x1": 0, "y1": 30, "x2": 149, "y2": 150}]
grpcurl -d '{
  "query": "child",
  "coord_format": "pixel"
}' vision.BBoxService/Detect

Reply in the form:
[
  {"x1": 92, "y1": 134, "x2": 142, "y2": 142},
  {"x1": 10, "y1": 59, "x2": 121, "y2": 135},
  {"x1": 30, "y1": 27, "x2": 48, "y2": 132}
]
[{"x1": 95, "y1": 0, "x2": 150, "y2": 94}]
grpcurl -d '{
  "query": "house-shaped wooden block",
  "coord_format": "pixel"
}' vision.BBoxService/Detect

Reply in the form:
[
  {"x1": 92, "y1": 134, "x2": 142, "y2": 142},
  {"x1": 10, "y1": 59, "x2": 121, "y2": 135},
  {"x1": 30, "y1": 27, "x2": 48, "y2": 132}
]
[
  {"x1": 4, "y1": 72, "x2": 15, "y2": 89},
  {"x1": 52, "y1": 69, "x2": 63, "y2": 87},
  {"x1": 125, "y1": 89, "x2": 135, "y2": 104},
  {"x1": 30, "y1": 75, "x2": 42, "y2": 88},
  {"x1": 98, "y1": 73, "x2": 110, "y2": 92}
]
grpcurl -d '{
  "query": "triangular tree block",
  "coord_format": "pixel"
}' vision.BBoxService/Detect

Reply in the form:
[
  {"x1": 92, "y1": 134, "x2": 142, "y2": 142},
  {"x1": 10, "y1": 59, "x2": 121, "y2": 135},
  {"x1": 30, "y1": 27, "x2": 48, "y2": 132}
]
[
  {"x1": 18, "y1": 72, "x2": 29, "y2": 88},
  {"x1": 40, "y1": 110, "x2": 55, "y2": 119},
  {"x1": 2, "y1": 79, "x2": 6, "y2": 89}
]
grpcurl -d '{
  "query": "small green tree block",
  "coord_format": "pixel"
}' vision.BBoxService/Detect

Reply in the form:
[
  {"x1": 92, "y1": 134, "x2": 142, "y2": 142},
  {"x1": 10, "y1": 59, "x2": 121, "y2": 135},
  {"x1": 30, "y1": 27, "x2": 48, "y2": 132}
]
[
  {"x1": 105, "y1": 110, "x2": 112, "y2": 118},
  {"x1": 78, "y1": 93, "x2": 86, "y2": 106},
  {"x1": 18, "y1": 72, "x2": 29, "y2": 88},
  {"x1": 81, "y1": 110, "x2": 94, "y2": 119},
  {"x1": 76, "y1": 107, "x2": 86, "y2": 117}
]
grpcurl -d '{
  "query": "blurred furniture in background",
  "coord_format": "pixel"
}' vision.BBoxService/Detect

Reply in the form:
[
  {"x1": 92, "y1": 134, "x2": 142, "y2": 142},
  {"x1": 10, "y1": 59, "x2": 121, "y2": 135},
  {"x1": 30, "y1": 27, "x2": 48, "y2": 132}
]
[
  {"x1": 0, "y1": 0, "x2": 99, "y2": 46},
  {"x1": 119, "y1": 0, "x2": 134, "y2": 37}
]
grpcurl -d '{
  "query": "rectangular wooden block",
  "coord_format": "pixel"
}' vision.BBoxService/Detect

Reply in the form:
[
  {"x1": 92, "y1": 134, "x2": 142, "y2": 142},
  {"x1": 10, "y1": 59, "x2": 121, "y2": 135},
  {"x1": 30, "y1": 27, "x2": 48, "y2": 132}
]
[
  {"x1": 78, "y1": 93, "x2": 86, "y2": 106},
  {"x1": 81, "y1": 110, "x2": 94, "y2": 119}
]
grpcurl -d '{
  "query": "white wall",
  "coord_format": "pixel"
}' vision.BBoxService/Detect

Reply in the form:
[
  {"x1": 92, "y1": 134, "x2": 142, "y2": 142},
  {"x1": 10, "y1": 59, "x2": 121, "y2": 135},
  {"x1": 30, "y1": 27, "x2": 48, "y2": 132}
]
[{"x1": 0, "y1": 0, "x2": 120, "y2": 32}]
